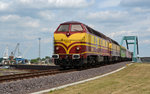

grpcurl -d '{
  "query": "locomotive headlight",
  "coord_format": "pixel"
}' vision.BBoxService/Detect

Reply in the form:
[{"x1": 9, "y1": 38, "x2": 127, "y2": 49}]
[
  {"x1": 66, "y1": 32, "x2": 70, "y2": 36},
  {"x1": 56, "y1": 47, "x2": 59, "y2": 50},
  {"x1": 76, "y1": 47, "x2": 80, "y2": 51}
]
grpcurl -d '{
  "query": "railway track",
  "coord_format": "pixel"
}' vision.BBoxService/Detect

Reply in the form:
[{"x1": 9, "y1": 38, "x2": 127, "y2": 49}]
[
  {"x1": 0, "y1": 69, "x2": 76, "y2": 83},
  {"x1": 0, "y1": 64, "x2": 102, "y2": 83},
  {"x1": 0, "y1": 61, "x2": 128, "y2": 83}
]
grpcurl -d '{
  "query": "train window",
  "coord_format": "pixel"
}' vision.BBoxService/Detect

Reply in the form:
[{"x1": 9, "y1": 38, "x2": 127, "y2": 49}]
[
  {"x1": 57, "y1": 25, "x2": 69, "y2": 32},
  {"x1": 103, "y1": 41, "x2": 105, "y2": 46},
  {"x1": 71, "y1": 24, "x2": 83, "y2": 31},
  {"x1": 91, "y1": 36, "x2": 94, "y2": 43},
  {"x1": 107, "y1": 42, "x2": 108, "y2": 47},
  {"x1": 88, "y1": 34, "x2": 91, "y2": 42},
  {"x1": 84, "y1": 26, "x2": 89, "y2": 32},
  {"x1": 103, "y1": 40, "x2": 104, "y2": 46},
  {"x1": 96, "y1": 37, "x2": 98, "y2": 48}
]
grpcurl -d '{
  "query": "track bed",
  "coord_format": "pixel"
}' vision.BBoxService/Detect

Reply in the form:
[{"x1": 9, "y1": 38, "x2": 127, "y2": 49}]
[{"x1": 0, "y1": 61, "x2": 131, "y2": 94}]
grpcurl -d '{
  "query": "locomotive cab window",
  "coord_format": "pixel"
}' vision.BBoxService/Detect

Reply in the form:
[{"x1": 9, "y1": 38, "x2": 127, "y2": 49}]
[
  {"x1": 71, "y1": 24, "x2": 83, "y2": 31},
  {"x1": 58, "y1": 25, "x2": 69, "y2": 32}
]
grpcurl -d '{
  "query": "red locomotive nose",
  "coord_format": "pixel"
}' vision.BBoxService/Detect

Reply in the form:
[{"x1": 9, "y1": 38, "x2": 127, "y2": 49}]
[{"x1": 66, "y1": 32, "x2": 70, "y2": 37}]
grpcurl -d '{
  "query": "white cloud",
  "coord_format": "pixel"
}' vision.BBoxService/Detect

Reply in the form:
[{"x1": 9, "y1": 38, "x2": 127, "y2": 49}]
[
  {"x1": 99, "y1": 0, "x2": 121, "y2": 8},
  {"x1": 86, "y1": 11, "x2": 129, "y2": 23},
  {"x1": 138, "y1": 31, "x2": 150, "y2": 37},
  {"x1": 0, "y1": 1, "x2": 9, "y2": 11},
  {"x1": 19, "y1": 0, "x2": 32, "y2": 3},
  {"x1": 38, "y1": 10, "x2": 55, "y2": 20},
  {"x1": 0, "y1": 15, "x2": 40, "y2": 28},
  {"x1": 16, "y1": 0, "x2": 94, "y2": 9},
  {"x1": 42, "y1": 38, "x2": 52, "y2": 44},
  {"x1": 132, "y1": 7, "x2": 150, "y2": 13},
  {"x1": 23, "y1": 32, "x2": 38, "y2": 40},
  {"x1": 20, "y1": 17, "x2": 40, "y2": 28},
  {"x1": 48, "y1": 0, "x2": 94, "y2": 8},
  {"x1": 0, "y1": 15, "x2": 20, "y2": 22},
  {"x1": 147, "y1": 28, "x2": 150, "y2": 31},
  {"x1": 23, "y1": 21, "x2": 39, "y2": 28},
  {"x1": 141, "y1": 39, "x2": 150, "y2": 44},
  {"x1": 41, "y1": 27, "x2": 55, "y2": 33},
  {"x1": 41, "y1": 28, "x2": 49, "y2": 32},
  {"x1": 88, "y1": 24, "x2": 95, "y2": 28},
  {"x1": 108, "y1": 30, "x2": 138, "y2": 39},
  {"x1": 120, "y1": 0, "x2": 150, "y2": 8}
]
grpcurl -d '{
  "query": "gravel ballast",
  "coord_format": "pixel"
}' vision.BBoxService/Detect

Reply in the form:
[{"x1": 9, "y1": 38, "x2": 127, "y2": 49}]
[{"x1": 0, "y1": 62, "x2": 131, "y2": 94}]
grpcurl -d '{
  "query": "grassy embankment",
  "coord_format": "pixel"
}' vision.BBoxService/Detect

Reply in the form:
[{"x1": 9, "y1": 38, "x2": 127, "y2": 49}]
[{"x1": 48, "y1": 63, "x2": 150, "y2": 94}]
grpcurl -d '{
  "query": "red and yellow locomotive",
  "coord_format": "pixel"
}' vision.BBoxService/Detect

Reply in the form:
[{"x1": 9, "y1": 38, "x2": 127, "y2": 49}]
[{"x1": 52, "y1": 21, "x2": 131, "y2": 68}]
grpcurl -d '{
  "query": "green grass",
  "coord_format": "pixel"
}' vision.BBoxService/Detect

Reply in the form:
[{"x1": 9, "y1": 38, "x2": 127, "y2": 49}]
[{"x1": 47, "y1": 63, "x2": 150, "y2": 94}]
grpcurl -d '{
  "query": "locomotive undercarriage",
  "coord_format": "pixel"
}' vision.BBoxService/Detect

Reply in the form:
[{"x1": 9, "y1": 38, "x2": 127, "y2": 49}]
[
  {"x1": 53, "y1": 54, "x2": 131, "y2": 68},
  {"x1": 54, "y1": 58, "x2": 86, "y2": 68},
  {"x1": 54, "y1": 55, "x2": 111, "y2": 68}
]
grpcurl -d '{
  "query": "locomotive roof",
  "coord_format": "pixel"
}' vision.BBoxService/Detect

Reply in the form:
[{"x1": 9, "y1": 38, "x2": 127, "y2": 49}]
[
  {"x1": 85, "y1": 25, "x2": 119, "y2": 45},
  {"x1": 61, "y1": 21, "x2": 82, "y2": 24},
  {"x1": 60, "y1": 21, "x2": 119, "y2": 45},
  {"x1": 110, "y1": 39, "x2": 119, "y2": 45}
]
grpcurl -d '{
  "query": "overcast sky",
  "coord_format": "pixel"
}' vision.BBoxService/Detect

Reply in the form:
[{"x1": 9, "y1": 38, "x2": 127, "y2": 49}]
[{"x1": 0, "y1": 0, "x2": 150, "y2": 59}]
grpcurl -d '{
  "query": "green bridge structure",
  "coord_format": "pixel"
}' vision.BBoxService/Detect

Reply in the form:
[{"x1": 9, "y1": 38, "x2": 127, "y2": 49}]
[{"x1": 120, "y1": 36, "x2": 139, "y2": 62}]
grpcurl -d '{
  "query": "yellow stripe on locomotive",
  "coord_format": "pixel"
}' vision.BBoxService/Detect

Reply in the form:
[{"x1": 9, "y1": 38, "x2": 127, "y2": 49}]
[{"x1": 54, "y1": 32, "x2": 110, "y2": 55}]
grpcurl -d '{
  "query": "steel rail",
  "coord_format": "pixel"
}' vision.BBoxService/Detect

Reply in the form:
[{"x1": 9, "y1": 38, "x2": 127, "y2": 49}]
[{"x1": 0, "y1": 69, "x2": 76, "y2": 83}]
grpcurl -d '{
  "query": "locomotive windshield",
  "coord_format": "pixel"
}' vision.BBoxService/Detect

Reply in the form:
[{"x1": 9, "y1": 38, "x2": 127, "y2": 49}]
[
  {"x1": 58, "y1": 25, "x2": 69, "y2": 32},
  {"x1": 57, "y1": 24, "x2": 83, "y2": 32},
  {"x1": 71, "y1": 24, "x2": 83, "y2": 31}
]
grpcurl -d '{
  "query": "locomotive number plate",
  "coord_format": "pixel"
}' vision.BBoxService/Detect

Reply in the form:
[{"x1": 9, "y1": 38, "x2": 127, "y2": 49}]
[{"x1": 65, "y1": 40, "x2": 71, "y2": 43}]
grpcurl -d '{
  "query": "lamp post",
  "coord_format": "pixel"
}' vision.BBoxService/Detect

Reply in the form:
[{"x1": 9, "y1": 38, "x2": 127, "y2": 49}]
[{"x1": 38, "y1": 38, "x2": 41, "y2": 62}]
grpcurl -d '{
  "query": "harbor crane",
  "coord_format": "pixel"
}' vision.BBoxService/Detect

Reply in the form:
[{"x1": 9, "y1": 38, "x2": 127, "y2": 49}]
[
  {"x1": 2, "y1": 45, "x2": 9, "y2": 64},
  {"x1": 10, "y1": 43, "x2": 25, "y2": 64}
]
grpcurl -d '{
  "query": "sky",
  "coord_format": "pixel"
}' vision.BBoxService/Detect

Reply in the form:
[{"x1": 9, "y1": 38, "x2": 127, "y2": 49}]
[{"x1": 0, "y1": 0, "x2": 150, "y2": 59}]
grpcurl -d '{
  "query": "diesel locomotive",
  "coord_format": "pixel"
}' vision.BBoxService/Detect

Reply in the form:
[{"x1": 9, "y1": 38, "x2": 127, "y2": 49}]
[{"x1": 52, "y1": 21, "x2": 132, "y2": 68}]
